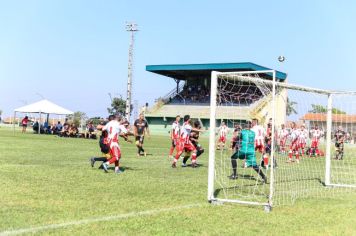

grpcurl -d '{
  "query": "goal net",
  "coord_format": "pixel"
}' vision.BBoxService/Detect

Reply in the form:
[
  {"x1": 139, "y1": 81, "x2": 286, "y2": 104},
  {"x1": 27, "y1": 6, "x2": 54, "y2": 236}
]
[{"x1": 207, "y1": 71, "x2": 356, "y2": 209}]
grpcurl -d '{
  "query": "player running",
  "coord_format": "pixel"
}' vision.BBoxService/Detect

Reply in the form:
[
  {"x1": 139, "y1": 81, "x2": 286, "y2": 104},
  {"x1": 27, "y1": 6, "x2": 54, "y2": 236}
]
[
  {"x1": 310, "y1": 125, "x2": 323, "y2": 157},
  {"x1": 288, "y1": 122, "x2": 300, "y2": 163},
  {"x1": 278, "y1": 124, "x2": 289, "y2": 154},
  {"x1": 334, "y1": 126, "x2": 346, "y2": 160},
  {"x1": 229, "y1": 121, "x2": 267, "y2": 183},
  {"x1": 217, "y1": 121, "x2": 229, "y2": 150},
  {"x1": 298, "y1": 124, "x2": 309, "y2": 157},
  {"x1": 172, "y1": 115, "x2": 203, "y2": 168},
  {"x1": 168, "y1": 115, "x2": 181, "y2": 158},
  {"x1": 133, "y1": 113, "x2": 150, "y2": 157},
  {"x1": 100, "y1": 114, "x2": 131, "y2": 174}
]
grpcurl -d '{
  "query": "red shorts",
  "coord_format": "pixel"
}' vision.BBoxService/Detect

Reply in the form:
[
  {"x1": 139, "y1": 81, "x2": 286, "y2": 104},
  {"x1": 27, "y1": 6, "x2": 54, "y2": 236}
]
[
  {"x1": 311, "y1": 140, "x2": 319, "y2": 148},
  {"x1": 299, "y1": 143, "x2": 306, "y2": 149},
  {"x1": 280, "y1": 139, "x2": 287, "y2": 146},
  {"x1": 219, "y1": 136, "x2": 226, "y2": 143},
  {"x1": 290, "y1": 141, "x2": 299, "y2": 151},
  {"x1": 255, "y1": 144, "x2": 265, "y2": 153},
  {"x1": 184, "y1": 142, "x2": 196, "y2": 152},
  {"x1": 109, "y1": 144, "x2": 121, "y2": 161}
]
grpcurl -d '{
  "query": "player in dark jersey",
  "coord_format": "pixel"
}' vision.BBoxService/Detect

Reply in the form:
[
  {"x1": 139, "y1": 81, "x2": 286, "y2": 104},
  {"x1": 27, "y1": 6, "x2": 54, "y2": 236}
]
[
  {"x1": 230, "y1": 124, "x2": 241, "y2": 152},
  {"x1": 334, "y1": 126, "x2": 346, "y2": 160},
  {"x1": 182, "y1": 120, "x2": 204, "y2": 167},
  {"x1": 133, "y1": 113, "x2": 150, "y2": 157}
]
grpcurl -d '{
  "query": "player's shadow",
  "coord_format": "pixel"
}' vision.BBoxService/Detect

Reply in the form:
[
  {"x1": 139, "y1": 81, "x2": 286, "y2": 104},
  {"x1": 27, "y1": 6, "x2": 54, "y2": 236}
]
[{"x1": 185, "y1": 163, "x2": 205, "y2": 168}]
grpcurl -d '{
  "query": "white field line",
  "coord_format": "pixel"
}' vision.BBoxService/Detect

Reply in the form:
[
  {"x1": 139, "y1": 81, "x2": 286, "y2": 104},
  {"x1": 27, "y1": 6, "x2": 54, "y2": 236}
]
[{"x1": 0, "y1": 203, "x2": 202, "y2": 236}]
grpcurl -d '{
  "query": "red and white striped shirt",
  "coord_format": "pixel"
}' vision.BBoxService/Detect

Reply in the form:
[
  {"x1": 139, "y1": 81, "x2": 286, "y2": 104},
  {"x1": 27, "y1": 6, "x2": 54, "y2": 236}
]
[
  {"x1": 171, "y1": 121, "x2": 180, "y2": 139},
  {"x1": 180, "y1": 121, "x2": 192, "y2": 144},
  {"x1": 252, "y1": 125, "x2": 266, "y2": 146},
  {"x1": 219, "y1": 125, "x2": 229, "y2": 138}
]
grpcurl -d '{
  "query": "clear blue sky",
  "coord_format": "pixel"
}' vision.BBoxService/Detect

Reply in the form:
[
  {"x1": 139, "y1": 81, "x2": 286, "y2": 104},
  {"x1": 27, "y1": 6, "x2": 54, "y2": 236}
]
[{"x1": 1, "y1": 0, "x2": 356, "y2": 118}]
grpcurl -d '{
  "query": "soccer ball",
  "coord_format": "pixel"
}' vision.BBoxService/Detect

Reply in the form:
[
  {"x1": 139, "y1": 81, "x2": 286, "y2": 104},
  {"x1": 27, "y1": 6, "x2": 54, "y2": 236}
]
[{"x1": 278, "y1": 56, "x2": 285, "y2": 62}]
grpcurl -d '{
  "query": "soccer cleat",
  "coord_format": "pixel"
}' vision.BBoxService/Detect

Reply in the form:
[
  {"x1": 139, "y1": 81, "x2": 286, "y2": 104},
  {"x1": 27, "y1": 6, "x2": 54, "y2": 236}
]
[
  {"x1": 191, "y1": 163, "x2": 197, "y2": 168},
  {"x1": 181, "y1": 163, "x2": 187, "y2": 167},
  {"x1": 228, "y1": 174, "x2": 238, "y2": 180},
  {"x1": 171, "y1": 162, "x2": 177, "y2": 168},
  {"x1": 115, "y1": 169, "x2": 123, "y2": 174},
  {"x1": 102, "y1": 163, "x2": 109, "y2": 173},
  {"x1": 90, "y1": 158, "x2": 95, "y2": 168},
  {"x1": 286, "y1": 159, "x2": 293, "y2": 163}
]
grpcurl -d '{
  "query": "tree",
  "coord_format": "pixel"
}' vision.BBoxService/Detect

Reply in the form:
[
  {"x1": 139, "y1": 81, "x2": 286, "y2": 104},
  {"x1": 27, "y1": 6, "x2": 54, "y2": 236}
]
[
  {"x1": 309, "y1": 104, "x2": 346, "y2": 114},
  {"x1": 67, "y1": 111, "x2": 87, "y2": 127},
  {"x1": 286, "y1": 98, "x2": 298, "y2": 116},
  {"x1": 107, "y1": 96, "x2": 126, "y2": 115}
]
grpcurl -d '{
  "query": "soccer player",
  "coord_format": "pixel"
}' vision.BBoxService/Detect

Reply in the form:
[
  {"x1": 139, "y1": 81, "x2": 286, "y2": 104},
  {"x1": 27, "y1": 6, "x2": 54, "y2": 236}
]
[
  {"x1": 230, "y1": 124, "x2": 242, "y2": 152},
  {"x1": 101, "y1": 114, "x2": 131, "y2": 174},
  {"x1": 217, "y1": 121, "x2": 229, "y2": 150},
  {"x1": 90, "y1": 129, "x2": 111, "y2": 169},
  {"x1": 298, "y1": 124, "x2": 309, "y2": 157},
  {"x1": 172, "y1": 115, "x2": 203, "y2": 168},
  {"x1": 310, "y1": 125, "x2": 323, "y2": 157},
  {"x1": 133, "y1": 113, "x2": 150, "y2": 157},
  {"x1": 168, "y1": 115, "x2": 181, "y2": 158},
  {"x1": 334, "y1": 126, "x2": 346, "y2": 160},
  {"x1": 288, "y1": 122, "x2": 300, "y2": 163},
  {"x1": 229, "y1": 121, "x2": 267, "y2": 183},
  {"x1": 278, "y1": 124, "x2": 289, "y2": 154},
  {"x1": 182, "y1": 120, "x2": 204, "y2": 167},
  {"x1": 251, "y1": 119, "x2": 266, "y2": 153}
]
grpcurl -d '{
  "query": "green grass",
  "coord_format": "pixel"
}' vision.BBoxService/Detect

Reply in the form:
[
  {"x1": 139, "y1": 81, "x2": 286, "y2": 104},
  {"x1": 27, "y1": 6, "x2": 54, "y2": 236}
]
[{"x1": 0, "y1": 128, "x2": 356, "y2": 235}]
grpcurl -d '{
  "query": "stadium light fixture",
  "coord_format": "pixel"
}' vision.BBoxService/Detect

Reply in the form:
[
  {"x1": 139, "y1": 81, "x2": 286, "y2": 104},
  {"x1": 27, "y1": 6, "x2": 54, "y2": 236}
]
[{"x1": 125, "y1": 22, "x2": 139, "y2": 121}]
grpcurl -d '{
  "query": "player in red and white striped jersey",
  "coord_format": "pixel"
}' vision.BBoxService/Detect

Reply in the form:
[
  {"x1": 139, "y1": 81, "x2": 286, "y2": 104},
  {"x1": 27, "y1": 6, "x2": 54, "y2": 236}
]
[
  {"x1": 298, "y1": 124, "x2": 309, "y2": 157},
  {"x1": 168, "y1": 115, "x2": 181, "y2": 158},
  {"x1": 217, "y1": 121, "x2": 229, "y2": 150},
  {"x1": 278, "y1": 124, "x2": 289, "y2": 154},
  {"x1": 251, "y1": 119, "x2": 266, "y2": 153},
  {"x1": 100, "y1": 114, "x2": 132, "y2": 173},
  {"x1": 310, "y1": 125, "x2": 323, "y2": 156},
  {"x1": 288, "y1": 122, "x2": 300, "y2": 163},
  {"x1": 172, "y1": 115, "x2": 203, "y2": 168}
]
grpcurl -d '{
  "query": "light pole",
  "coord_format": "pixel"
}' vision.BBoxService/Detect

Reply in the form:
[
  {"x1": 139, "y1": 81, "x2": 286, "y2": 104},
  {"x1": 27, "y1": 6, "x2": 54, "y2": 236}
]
[{"x1": 125, "y1": 22, "x2": 138, "y2": 121}]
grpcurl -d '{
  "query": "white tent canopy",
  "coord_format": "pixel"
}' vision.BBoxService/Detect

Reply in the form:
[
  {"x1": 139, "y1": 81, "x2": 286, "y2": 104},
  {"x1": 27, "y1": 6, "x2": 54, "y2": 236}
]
[
  {"x1": 14, "y1": 99, "x2": 73, "y2": 134},
  {"x1": 14, "y1": 99, "x2": 73, "y2": 115}
]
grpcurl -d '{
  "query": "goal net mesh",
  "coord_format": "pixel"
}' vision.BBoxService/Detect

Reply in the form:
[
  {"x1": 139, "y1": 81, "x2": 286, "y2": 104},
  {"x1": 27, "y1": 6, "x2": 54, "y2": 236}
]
[{"x1": 211, "y1": 72, "x2": 356, "y2": 206}]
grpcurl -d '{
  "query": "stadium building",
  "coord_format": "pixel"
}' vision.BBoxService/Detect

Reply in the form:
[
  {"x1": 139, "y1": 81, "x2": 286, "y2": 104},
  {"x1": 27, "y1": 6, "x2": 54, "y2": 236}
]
[{"x1": 145, "y1": 62, "x2": 287, "y2": 130}]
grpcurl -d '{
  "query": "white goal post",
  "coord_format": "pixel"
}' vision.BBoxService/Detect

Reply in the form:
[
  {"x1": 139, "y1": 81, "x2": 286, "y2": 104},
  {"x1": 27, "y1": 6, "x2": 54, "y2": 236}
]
[{"x1": 208, "y1": 70, "x2": 356, "y2": 210}]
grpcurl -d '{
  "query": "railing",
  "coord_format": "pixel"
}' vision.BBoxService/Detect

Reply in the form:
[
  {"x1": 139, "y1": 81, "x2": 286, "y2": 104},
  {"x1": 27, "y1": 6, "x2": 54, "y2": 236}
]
[{"x1": 162, "y1": 82, "x2": 185, "y2": 102}]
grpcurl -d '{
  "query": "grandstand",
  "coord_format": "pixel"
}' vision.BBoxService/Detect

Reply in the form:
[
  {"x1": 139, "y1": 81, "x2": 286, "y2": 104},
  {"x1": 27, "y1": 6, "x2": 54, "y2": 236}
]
[{"x1": 145, "y1": 62, "x2": 287, "y2": 130}]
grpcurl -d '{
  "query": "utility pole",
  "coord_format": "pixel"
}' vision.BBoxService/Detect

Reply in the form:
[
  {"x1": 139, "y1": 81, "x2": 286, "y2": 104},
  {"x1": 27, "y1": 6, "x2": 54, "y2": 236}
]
[{"x1": 125, "y1": 22, "x2": 138, "y2": 121}]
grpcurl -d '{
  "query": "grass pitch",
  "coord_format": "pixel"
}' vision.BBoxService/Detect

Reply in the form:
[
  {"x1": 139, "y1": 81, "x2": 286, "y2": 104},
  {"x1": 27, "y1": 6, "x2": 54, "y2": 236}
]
[{"x1": 0, "y1": 128, "x2": 355, "y2": 235}]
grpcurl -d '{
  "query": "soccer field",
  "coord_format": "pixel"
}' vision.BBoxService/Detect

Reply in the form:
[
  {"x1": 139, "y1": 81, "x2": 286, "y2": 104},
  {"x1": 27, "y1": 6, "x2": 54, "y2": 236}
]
[{"x1": 0, "y1": 128, "x2": 356, "y2": 236}]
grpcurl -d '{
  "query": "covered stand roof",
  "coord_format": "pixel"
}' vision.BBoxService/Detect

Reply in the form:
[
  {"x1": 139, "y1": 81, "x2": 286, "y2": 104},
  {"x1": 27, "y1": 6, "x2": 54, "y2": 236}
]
[
  {"x1": 146, "y1": 62, "x2": 287, "y2": 81},
  {"x1": 14, "y1": 99, "x2": 73, "y2": 115}
]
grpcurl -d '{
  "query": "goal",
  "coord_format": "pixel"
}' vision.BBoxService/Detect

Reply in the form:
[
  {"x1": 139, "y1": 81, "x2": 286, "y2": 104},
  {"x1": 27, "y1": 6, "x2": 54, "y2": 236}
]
[{"x1": 208, "y1": 70, "x2": 356, "y2": 210}]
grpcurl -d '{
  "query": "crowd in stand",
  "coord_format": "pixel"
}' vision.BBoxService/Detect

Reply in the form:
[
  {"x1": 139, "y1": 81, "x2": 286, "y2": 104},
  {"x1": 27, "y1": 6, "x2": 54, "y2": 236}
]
[{"x1": 168, "y1": 83, "x2": 263, "y2": 105}]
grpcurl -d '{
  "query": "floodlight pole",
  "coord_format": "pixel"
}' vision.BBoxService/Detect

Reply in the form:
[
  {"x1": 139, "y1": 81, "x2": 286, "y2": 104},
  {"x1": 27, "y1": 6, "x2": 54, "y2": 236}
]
[{"x1": 125, "y1": 22, "x2": 138, "y2": 121}]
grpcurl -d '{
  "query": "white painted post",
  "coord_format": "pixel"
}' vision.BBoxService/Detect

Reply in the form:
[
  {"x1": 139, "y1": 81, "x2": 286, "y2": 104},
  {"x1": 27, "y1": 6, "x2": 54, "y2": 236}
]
[
  {"x1": 325, "y1": 94, "x2": 333, "y2": 186},
  {"x1": 208, "y1": 71, "x2": 218, "y2": 202},
  {"x1": 268, "y1": 70, "x2": 276, "y2": 210}
]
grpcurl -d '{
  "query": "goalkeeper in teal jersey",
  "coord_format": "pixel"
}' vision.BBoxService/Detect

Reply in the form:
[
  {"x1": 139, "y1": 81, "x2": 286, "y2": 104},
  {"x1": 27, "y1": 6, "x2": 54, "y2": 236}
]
[{"x1": 229, "y1": 121, "x2": 267, "y2": 183}]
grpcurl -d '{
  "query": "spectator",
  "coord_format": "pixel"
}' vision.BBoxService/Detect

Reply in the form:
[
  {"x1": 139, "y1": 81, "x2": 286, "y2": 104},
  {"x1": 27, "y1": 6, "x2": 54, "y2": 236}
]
[{"x1": 21, "y1": 116, "x2": 29, "y2": 133}]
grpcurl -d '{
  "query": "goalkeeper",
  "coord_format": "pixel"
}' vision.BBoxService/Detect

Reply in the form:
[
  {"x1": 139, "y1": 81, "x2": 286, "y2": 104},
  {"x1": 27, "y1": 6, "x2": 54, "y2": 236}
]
[{"x1": 229, "y1": 121, "x2": 267, "y2": 183}]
